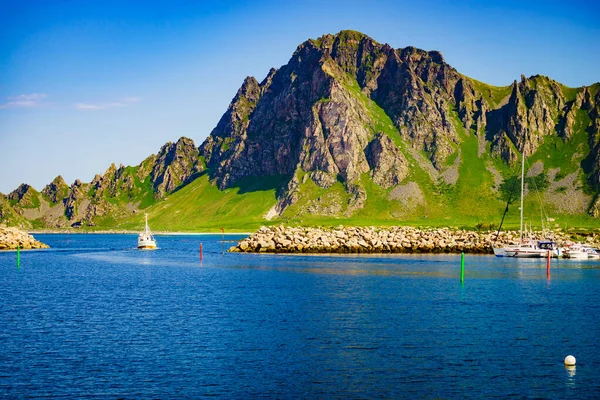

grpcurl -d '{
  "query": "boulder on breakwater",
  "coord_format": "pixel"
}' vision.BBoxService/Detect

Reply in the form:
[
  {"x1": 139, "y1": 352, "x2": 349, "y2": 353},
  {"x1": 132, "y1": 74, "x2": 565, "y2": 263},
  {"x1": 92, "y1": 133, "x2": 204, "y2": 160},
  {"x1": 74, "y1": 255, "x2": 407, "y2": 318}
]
[
  {"x1": 0, "y1": 227, "x2": 49, "y2": 250},
  {"x1": 230, "y1": 225, "x2": 582, "y2": 254}
]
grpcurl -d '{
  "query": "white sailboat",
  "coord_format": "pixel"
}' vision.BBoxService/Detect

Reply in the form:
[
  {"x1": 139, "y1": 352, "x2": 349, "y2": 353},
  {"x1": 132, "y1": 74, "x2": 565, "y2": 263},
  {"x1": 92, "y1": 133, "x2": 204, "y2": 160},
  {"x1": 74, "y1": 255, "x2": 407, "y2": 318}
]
[
  {"x1": 137, "y1": 214, "x2": 157, "y2": 250},
  {"x1": 495, "y1": 150, "x2": 547, "y2": 258}
]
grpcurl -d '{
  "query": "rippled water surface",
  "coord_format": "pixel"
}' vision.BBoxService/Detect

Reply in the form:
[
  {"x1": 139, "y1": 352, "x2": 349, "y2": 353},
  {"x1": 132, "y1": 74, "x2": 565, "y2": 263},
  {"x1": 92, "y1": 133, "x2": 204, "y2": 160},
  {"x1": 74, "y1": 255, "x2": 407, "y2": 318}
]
[{"x1": 1, "y1": 234, "x2": 599, "y2": 398}]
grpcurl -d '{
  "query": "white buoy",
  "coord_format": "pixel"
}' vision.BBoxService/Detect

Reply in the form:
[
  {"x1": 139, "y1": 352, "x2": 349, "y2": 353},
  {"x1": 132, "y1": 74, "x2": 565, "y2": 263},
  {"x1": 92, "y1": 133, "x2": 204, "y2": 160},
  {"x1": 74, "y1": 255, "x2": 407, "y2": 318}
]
[{"x1": 564, "y1": 355, "x2": 576, "y2": 366}]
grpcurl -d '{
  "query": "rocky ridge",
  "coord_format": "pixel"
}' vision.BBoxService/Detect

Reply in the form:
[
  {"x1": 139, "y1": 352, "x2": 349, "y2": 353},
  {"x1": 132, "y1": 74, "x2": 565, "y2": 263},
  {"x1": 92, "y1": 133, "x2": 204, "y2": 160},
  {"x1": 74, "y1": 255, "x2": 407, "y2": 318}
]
[{"x1": 4, "y1": 137, "x2": 204, "y2": 228}]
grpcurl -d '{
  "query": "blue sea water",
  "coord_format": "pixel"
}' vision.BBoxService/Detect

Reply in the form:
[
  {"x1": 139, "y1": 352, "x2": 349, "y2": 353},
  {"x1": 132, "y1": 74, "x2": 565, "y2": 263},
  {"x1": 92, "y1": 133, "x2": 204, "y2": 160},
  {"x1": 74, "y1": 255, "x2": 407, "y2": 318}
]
[{"x1": 1, "y1": 234, "x2": 599, "y2": 398}]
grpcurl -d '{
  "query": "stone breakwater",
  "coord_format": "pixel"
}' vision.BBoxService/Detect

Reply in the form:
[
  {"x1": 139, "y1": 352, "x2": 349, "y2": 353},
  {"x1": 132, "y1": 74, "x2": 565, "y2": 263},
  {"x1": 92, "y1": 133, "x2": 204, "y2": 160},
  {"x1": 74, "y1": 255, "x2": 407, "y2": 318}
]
[
  {"x1": 230, "y1": 226, "x2": 591, "y2": 254},
  {"x1": 0, "y1": 227, "x2": 49, "y2": 250}
]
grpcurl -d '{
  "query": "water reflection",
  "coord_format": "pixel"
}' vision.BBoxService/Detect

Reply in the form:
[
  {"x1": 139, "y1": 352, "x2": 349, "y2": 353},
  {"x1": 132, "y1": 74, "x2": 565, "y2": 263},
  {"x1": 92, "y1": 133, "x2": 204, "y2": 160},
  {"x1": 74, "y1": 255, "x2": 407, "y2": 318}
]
[
  {"x1": 565, "y1": 365, "x2": 576, "y2": 378},
  {"x1": 565, "y1": 365, "x2": 577, "y2": 389}
]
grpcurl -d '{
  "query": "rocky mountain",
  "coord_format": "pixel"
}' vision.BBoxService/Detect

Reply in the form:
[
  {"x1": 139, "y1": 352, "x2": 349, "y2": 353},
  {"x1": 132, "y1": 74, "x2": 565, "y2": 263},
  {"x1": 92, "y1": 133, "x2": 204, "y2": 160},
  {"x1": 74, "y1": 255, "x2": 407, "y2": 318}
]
[
  {"x1": 1, "y1": 30, "x2": 599, "y2": 230},
  {"x1": 198, "y1": 30, "x2": 600, "y2": 220}
]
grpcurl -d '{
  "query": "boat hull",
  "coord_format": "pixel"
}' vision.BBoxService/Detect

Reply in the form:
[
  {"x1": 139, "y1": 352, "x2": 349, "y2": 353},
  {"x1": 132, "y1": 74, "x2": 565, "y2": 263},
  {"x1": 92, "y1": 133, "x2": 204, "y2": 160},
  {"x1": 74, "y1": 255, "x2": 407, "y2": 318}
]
[
  {"x1": 505, "y1": 249, "x2": 546, "y2": 258},
  {"x1": 137, "y1": 238, "x2": 157, "y2": 250},
  {"x1": 564, "y1": 251, "x2": 589, "y2": 260},
  {"x1": 493, "y1": 247, "x2": 507, "y2": 257},
  {"x1": 137, "y1": 244, "x2": 157, "y2": 250}
]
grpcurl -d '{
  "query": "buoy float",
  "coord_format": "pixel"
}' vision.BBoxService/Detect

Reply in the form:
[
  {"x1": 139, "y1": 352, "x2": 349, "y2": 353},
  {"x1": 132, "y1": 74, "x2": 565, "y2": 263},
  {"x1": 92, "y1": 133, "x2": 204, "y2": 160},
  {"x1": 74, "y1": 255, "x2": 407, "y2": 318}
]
[{"x1": 564, "y1": 355, "x2": 576, "y2": 366}]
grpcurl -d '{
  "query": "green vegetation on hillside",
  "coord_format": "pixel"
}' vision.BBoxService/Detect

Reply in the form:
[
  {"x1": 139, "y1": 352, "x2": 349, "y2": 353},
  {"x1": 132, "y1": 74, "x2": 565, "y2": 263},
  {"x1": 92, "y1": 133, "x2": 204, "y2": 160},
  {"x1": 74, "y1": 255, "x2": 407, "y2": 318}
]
[
  {"x1": 465, "y1": 76, "x2": 512, "y2": 108},
  {"x1": 559, "y1": 84, "x2": 581, "y2": 102},
  {"x1": 113, "y1": 173, "x2": 282, "y2": 232}
]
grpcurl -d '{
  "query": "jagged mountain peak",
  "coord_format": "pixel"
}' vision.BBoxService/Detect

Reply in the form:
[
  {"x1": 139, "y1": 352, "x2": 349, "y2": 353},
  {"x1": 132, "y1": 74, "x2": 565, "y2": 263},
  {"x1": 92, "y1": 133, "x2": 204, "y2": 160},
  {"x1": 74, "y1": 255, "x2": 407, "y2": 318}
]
[
  {"x1": 152, "y1": 136, "x2": 202, "y2": 199},
  {"x1": 310, "y1": 30, "x2": 379, "y2": 50},
  {"x1": 236, "y1": 76, "x2": 261, "y2": 101},
  {"x1": 41, "y1": 175, "x2": 69, "y2": 204},
  {"x1": 8, "y1": 184, "x2": 35, "y2": 201}
]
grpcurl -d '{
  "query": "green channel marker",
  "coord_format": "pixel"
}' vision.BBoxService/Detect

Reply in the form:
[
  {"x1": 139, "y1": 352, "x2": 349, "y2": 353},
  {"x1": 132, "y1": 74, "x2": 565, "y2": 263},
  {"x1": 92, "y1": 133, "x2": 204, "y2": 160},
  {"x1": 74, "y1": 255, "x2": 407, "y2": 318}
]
[
  {"x1": 460, "y1": 252, "x2": 465, "y2": 282},
  {"x1": 17, "y1": 246, "x2": 21, "y2": 268}
]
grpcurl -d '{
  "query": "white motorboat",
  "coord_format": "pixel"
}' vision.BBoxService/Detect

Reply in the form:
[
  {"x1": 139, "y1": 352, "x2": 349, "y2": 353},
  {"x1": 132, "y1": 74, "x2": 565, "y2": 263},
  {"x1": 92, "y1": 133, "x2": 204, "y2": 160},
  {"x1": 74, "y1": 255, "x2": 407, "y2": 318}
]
[
  {"x1": 137, "y1": 214, "x2": 157, "y2": 250},
  {"x1": 564, "y1": 244, "x2": 600, "y2": 260},
  {"x1": 586, "y1": 247, "x2": 600, "y2": 260},
  {"x1": 505, "y1": 242, "x2": 547, "y2": 258}
]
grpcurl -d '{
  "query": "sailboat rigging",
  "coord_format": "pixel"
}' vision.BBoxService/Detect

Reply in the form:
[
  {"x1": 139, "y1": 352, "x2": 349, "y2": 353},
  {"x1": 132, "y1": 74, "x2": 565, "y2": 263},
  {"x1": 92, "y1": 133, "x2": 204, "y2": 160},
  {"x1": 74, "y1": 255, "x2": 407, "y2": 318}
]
[{"x1": 493, "y1": 150, "x2": 555, "y2": 258}]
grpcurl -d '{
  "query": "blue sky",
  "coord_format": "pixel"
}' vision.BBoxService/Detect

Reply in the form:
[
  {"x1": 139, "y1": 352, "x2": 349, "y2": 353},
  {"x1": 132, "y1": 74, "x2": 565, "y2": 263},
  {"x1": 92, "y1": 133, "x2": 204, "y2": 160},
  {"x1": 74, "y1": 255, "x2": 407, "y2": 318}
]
[{"x1": 1, "y1": 0, "x2": 599, "y2": 193}]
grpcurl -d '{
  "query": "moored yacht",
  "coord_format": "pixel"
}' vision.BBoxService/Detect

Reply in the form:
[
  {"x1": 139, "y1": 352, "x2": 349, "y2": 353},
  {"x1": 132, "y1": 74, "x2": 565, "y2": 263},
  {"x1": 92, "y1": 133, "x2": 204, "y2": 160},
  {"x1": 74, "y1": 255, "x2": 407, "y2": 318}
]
[
  {"x1": 504, "y1": 241, "x2": 548, "y2": 258},
  {"x1": 586, "y1": 247, "x2": 600, "y2": 260},
  {"x1": 563, "y1": 243, "x2": 599, "y2": 260}
]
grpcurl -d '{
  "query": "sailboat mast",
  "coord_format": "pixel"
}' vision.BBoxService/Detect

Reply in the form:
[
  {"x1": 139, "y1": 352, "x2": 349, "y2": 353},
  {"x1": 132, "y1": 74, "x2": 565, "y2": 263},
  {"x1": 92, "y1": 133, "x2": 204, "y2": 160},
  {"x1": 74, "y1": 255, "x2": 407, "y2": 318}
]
[
  {"x1": 519, "y1": 150, "x2": 525, "y2": 245},
  {"x1": 145, "y1": 214, "x2": 149, "y2": 233}
]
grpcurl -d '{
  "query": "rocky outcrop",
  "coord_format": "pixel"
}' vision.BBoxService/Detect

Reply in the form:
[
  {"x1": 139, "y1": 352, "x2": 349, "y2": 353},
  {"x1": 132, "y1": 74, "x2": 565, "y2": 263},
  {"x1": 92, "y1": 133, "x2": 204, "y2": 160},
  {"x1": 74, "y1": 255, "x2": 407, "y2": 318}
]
[
  {"x1": 586, "y1": 88, "x2": 600, "y2": 188},
  {"x1": 41, "y1": 176, "x2": 69, "y2": 203},
  {"x1": 371, "y1": 45, "x2": 461, "y2": 169},
  {"x1": 588, "y1": 195, "x2": 600, "y2": 218},
  {"x1": 152, "y1": 137, "x2": 203, "y2": 199},
  {"x1": 487, "y1": 75, "x2": 568, "y2": 162},
  {"x1": 0, "y1": 227, "x2": 49, "y2": 250},
  {"x1": 200, "y1": 76, "x2": 264, "y2": 189},
  {"x1": 230, "y1": 225, "x2": 589, "y2": 254},
  {"x1": 365, "y1": 132, "x2": 408, "y2": 188},
  {"x1": 7, "y1": 184, "x2": 41, "y2": 209},
  {"x1": 63, "y1": 179, "x2": 87, "y2": 221},
  {"x1": 0, "y1": 136, "x2": 208, "y2": 227}
]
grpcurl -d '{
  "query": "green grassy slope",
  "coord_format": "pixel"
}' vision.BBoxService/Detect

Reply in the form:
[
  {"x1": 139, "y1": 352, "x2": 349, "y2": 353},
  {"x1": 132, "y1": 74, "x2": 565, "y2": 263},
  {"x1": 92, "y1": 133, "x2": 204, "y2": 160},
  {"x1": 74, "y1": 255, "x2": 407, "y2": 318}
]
[
  {"x1": 464, "y1": 76, "x2": 512, "y2": 108},
  {"x1": 111, "y1": 173, "x2": 281, "y2": 232}
]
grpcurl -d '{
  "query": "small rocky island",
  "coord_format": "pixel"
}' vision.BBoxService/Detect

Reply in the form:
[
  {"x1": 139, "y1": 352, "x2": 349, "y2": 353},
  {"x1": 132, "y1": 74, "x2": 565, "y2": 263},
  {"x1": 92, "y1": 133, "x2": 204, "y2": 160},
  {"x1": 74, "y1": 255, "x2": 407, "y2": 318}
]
[
  {"x1": 230, "y1": 225, "x2": 596, "y2": 254},
  {"x1": 0, "y1": 227, "x2": 49, "y2": 250}
]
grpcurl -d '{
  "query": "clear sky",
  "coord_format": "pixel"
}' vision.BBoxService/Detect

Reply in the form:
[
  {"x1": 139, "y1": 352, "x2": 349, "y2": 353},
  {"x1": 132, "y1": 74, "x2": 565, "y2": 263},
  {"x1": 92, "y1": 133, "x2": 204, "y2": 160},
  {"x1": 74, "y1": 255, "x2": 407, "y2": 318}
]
[{"x1": 1, "y1": 0, "x2": 598, "y2": 193}]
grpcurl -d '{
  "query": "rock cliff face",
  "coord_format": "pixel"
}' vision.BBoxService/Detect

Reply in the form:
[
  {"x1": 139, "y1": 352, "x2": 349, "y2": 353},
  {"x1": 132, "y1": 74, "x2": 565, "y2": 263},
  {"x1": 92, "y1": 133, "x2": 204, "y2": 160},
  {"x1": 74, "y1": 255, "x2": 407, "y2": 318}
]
[
  {"x1": 587, "y1": 89, "x2": 600, "y2": 187},
  {"x1": 41, "y1": 176, "x2": 69, "y2": 204},
  {"x1": 365, "y1": 132, "x2": 408, "y2": 188},
  {"x1": 152, "y1": 137, "x2": 204, "y2": 198},
  {"x1": 485, "y1": 75, "x2": 571, "y2": 162},
  {"x1": 8, "y1": 184, "x2": 40, "y2": 208},
  {"x1": 200, "y1": 31, "x2": 465, "y2": 192}
]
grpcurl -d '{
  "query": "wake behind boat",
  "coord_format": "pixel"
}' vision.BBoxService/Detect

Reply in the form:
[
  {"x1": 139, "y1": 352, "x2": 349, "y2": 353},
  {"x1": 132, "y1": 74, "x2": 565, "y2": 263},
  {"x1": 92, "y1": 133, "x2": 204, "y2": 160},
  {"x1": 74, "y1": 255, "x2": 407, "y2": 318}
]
[{"x1": 137, "y1": 214, "x2": 157, "y2": 250}]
